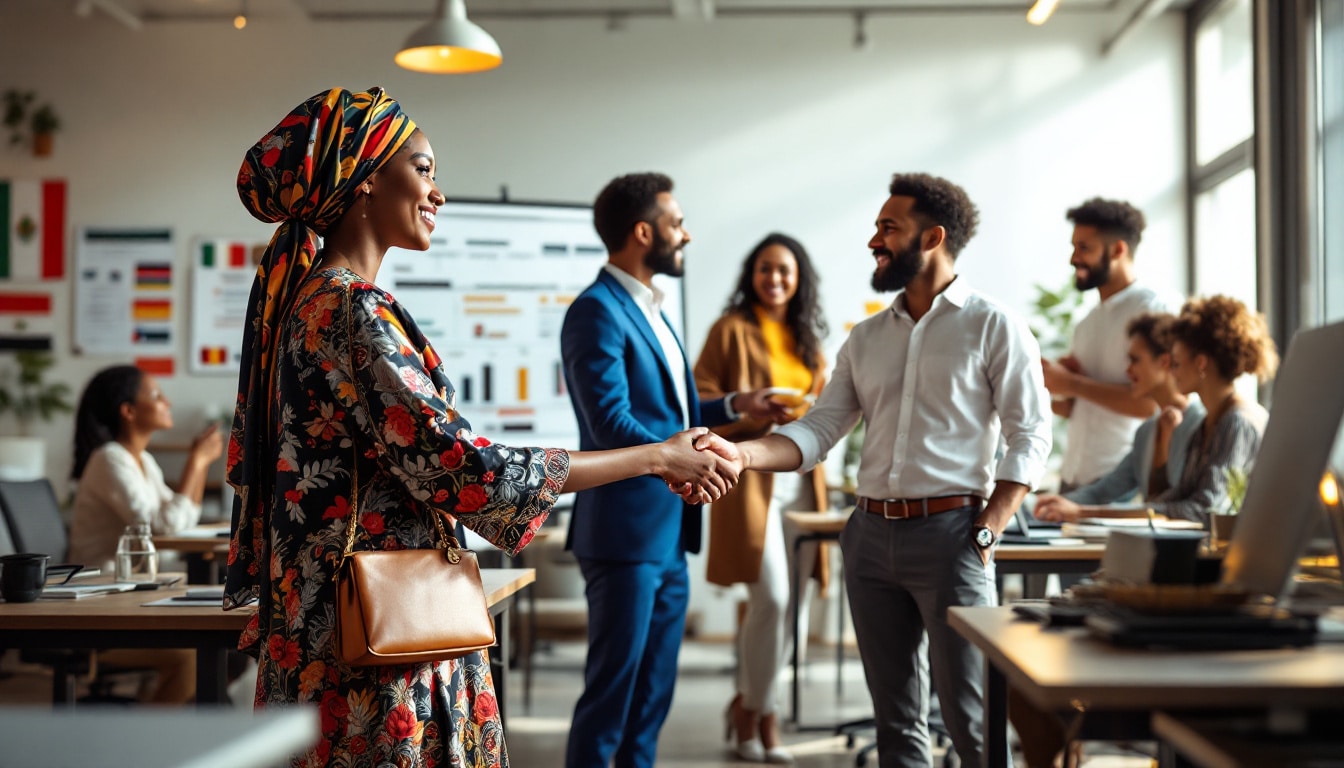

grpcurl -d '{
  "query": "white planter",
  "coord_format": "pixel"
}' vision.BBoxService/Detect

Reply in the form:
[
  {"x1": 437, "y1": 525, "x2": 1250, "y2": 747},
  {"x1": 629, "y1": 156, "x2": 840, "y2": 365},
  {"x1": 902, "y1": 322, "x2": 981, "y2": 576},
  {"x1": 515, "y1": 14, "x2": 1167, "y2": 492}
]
[{"x1": 0, "y1": 436, "x2": 46, "y2": 481}]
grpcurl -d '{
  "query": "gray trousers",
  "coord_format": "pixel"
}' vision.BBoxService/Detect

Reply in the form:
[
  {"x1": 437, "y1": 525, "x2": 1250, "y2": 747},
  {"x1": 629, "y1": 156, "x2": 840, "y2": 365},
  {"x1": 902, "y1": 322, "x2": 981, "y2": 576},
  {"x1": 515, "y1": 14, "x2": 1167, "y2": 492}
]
[{"x1": 839, "y1": 505, "x2": 1002, "y2": 768}]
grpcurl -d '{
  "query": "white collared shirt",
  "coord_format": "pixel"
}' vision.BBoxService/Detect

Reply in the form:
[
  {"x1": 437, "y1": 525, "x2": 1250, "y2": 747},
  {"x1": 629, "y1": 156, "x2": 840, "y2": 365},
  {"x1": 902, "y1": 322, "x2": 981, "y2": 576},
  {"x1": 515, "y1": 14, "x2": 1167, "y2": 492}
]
[
  {"x1": 777, "y1": 278, "x2": 1051, "y2": 499},
  {"x1": 602, "y1": 263, "x2": 689, "y2": 428},
  {"x1": 1059, "y1": 281, "x2": 1172, "y2": 486}
]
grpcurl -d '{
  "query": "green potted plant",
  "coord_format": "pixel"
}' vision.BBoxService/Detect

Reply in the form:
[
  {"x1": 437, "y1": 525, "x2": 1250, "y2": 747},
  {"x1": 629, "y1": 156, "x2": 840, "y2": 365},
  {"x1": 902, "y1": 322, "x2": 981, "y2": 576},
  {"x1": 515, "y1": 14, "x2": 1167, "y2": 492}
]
[
  {"x1": 3, "y1": 89, "x2": 35, "y2": 146},
  {"x1": 2, "y1": 90, "x2": 61, "y2": 157},
  {"x1": 0, "y1": 351, "x2": 74, "y2": 480},
  {"x1": 30, "y1": 104, "x2": 60, "y2": 157},
  {"x1": 1210, "y1": 466, "x2": 1250, "y2": 544},
  {"x1": 1028, "y1": 279, "x2": 1087, "y2": 472}
]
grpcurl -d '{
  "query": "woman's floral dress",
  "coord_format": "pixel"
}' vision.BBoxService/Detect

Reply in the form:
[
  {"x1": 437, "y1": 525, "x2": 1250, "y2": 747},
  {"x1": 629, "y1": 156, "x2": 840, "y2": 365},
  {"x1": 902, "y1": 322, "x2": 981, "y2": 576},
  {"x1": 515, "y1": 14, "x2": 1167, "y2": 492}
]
[{"x1": 233, "y1": 266, "x2": 569, "y2": 768}]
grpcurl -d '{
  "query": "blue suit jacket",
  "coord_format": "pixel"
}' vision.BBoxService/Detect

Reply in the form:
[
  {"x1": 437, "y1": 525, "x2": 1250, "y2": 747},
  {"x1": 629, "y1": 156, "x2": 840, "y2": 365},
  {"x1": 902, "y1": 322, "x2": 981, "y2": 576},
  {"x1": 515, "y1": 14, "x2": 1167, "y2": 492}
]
[{"x1": 560, "y1": 269, "x2": 729, "y2": 562}]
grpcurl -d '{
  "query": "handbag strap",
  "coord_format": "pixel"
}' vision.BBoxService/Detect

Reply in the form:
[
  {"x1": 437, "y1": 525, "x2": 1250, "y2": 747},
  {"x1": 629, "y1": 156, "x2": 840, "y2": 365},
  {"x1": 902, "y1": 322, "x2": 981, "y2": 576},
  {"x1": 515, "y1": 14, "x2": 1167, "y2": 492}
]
[{"x1": 334, "y1": 282, "x2": 462, "y2": 582}]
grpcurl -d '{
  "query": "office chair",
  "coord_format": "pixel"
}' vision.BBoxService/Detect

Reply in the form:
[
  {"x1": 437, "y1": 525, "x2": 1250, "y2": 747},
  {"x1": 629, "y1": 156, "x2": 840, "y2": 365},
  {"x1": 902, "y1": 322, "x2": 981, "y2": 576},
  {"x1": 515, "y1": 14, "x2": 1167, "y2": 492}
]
[
  {"x1": 0, "y1": 478, "x2": 147, "y2": 704},
  {"x1": 842, "y1": 689, "x2": 956, "y2": 767}
]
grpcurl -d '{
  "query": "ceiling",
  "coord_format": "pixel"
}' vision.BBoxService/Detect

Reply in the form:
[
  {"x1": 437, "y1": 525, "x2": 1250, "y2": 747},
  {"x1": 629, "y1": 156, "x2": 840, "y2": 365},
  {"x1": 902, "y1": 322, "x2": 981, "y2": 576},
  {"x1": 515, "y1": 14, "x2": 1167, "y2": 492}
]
[{"x1": 18, "y1": 0, "x2": 1164, "y2": 25}]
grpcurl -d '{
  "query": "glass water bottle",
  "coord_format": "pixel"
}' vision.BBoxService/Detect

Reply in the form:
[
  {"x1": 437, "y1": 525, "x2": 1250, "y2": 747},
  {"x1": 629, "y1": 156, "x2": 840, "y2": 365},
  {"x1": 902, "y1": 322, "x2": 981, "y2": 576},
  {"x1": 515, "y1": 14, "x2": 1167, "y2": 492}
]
[{"x1": 115, "y1": 524, "x2": 159, "y2": 583}]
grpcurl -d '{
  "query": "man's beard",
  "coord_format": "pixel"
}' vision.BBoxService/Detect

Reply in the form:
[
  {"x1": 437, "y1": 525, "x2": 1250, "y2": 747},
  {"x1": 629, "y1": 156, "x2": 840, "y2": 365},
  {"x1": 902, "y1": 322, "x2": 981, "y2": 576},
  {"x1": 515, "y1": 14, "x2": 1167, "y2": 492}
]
[
  {"x1": 870, "y1": 235, "x2": 924, "y2": 292},
  {"x1": 644, "y1": 227, "x2": 684, "y2": 277},
  {"x1": 1074, "y1": 246, "x2": 1112, "y2": 291}
]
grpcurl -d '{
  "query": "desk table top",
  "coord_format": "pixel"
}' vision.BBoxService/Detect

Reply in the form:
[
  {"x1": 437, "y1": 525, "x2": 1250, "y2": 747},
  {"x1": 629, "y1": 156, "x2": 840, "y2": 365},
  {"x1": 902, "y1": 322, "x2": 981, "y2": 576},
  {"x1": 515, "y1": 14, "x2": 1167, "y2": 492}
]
[
  {"x1": 949, "y1": 605, "x2": 1344, "y2": 712},
  {"x1": 0, "y1": 568, "x2": 534, "y2": 632},
  {"x1": 0, "y1": 705, "x2": 319, "y2": 768}
]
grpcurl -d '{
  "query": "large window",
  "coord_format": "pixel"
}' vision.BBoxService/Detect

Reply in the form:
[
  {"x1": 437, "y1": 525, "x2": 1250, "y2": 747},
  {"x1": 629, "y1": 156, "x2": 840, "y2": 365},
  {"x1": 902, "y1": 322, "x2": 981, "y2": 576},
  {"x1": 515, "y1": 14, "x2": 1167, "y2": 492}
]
[
  {"x1": 1195, "y1": 0, "x2": 1255, "y2": 165},
  {"x1": 1189, "y1": 0, "x2": 1256, "y2": 302},
  {"x1": 1193, "y1": 167, "x2": 1257, "y2": 308},
  {"x1": 1322, "y1": 1, "x2": 1344, "y2": 322}
]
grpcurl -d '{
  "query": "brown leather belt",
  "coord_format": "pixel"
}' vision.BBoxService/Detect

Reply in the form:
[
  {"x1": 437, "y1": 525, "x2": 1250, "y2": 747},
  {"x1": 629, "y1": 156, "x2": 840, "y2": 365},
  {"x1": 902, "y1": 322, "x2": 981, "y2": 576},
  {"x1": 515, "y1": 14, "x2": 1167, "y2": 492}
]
[{"x1": 856, "y1": 495, "x2": 982, "y2": 520}]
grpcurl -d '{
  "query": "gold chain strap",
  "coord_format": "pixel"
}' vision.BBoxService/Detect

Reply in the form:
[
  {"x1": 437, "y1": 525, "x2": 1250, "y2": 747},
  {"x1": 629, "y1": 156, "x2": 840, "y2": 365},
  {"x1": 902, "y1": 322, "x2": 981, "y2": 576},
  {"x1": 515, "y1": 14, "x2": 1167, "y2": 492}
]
[{"x1": 334, "y1": 283, "x2": 461, "y2": 582}]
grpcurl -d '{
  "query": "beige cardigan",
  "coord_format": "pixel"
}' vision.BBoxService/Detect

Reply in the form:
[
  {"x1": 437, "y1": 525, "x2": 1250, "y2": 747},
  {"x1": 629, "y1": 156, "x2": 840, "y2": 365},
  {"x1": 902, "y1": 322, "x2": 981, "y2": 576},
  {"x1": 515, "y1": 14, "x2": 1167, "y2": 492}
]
[{"x1": 693, "y1": 310, "x2": 830, "y2": 588}]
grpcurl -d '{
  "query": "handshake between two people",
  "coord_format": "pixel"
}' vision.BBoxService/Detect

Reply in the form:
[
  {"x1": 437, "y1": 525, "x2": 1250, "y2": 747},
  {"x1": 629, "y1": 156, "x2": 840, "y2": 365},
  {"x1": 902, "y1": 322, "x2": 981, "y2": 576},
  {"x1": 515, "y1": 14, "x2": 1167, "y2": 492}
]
[
  {"x1": 656, "y1": 388, "x2": 793, "y2": 504},
  {"x1": 658, "y1": 428, "x2": 743, "y2": 505}
]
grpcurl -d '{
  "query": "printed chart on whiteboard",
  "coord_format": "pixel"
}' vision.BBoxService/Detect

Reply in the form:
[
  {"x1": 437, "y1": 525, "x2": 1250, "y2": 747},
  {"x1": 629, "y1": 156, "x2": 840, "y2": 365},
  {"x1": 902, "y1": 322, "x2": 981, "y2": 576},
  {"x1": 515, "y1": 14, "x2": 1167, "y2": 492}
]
[
  {"x1": 73, "y1": 229, "x2": 175, "y2": 359},
  {"x1": 378, "y1": 200, "x2": 683, "y2": 451}
]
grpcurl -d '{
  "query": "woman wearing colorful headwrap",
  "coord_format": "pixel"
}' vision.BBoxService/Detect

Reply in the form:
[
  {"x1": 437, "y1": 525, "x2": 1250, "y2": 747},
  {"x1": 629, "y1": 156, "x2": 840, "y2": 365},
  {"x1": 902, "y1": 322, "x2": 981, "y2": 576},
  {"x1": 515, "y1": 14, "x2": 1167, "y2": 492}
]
[{"x1": 224, "y1": 87, "x2": 738, "y2": 768}]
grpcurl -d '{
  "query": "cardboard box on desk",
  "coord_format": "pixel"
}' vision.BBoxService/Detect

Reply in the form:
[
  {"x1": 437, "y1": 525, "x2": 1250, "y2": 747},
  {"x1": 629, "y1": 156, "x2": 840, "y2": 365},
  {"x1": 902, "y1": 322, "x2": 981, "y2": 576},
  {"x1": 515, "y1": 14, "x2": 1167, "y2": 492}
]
[{"x1": 1100, "y1": 529, "x2": 1212, "y2": 585}]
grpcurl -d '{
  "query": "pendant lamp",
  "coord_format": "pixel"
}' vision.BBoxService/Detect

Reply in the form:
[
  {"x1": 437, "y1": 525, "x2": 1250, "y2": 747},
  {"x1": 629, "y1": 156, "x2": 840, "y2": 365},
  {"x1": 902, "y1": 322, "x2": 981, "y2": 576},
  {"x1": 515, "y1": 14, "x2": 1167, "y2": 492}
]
[{"x1": 395, "y1": 0, "x2": 502, "y2": 74}]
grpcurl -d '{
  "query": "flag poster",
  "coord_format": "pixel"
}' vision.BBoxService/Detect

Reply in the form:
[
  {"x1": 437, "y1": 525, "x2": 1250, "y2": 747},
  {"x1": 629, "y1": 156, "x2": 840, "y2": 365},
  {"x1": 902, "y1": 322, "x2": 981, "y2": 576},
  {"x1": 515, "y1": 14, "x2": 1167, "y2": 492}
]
[
  {"x1": 0, "y1": 288, "x2": 54, "y2": 351},
  {"x1": 0, "y1": 178, "x2": 66, "y2": 281},
  {"x1": 73, "y1": 228, "x2": 175, "y2": 357},
  {"x1": 189, "y1": 239, "x2": 261, "y2": 374}
]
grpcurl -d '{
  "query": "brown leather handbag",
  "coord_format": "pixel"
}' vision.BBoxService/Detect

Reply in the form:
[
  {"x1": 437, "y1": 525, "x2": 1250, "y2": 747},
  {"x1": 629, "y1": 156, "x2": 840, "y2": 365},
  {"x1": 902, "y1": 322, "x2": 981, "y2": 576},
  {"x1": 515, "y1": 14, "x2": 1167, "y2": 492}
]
[
  {"x1": 333, "y1": 517, "x2": 496, "y2": 666},
  {"x1": 332, "y1": 287, "x2": 496, "y2": 667}
]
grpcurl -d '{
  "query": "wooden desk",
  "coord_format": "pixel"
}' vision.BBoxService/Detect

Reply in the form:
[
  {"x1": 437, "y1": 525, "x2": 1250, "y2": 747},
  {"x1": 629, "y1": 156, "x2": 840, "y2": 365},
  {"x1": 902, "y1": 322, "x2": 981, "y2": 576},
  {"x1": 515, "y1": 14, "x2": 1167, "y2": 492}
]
[
  {"x1": 153, "y1": 523, "x2": 231, "y2": 584},
  {"x1": 0, "y1": 568, "x2": 535, "y2": 710},
  {"x1": 1151, "y1": 710, "x2": 1344, "y2": 768},
  {"x1": 0, "y1": 705, "x2": 319, "y2": 768},
  {"x1": 948, "y1": 606, "x2": 1344, "y2": 767}
]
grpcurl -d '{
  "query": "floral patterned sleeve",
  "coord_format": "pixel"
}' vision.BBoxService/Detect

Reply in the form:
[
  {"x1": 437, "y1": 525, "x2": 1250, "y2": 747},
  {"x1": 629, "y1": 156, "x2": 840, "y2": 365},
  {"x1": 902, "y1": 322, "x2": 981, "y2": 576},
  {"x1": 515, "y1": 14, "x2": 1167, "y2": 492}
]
[{"x1": 330, "y1": 280, "x2": 569, "y2": 554}]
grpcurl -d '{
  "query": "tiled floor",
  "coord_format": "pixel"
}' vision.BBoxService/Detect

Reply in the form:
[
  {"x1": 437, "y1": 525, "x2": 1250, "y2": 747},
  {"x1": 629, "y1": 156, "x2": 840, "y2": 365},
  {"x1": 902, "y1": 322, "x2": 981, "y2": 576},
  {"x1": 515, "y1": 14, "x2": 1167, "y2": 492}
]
[{"x1": 0, "y1": 640, "x2": 1153, "y2": 767}]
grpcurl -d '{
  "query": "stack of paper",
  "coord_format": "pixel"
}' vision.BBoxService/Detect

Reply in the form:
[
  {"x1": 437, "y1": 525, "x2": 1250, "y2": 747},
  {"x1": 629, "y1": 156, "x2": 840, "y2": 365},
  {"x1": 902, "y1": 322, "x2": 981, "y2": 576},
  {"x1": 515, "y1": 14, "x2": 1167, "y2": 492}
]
[
  {"x1": 39, "y1": 583, "x2": 137, "y2": 600},
  {"x1": 1063, "y1": 517, "x2": 1205, "y2": 541}
]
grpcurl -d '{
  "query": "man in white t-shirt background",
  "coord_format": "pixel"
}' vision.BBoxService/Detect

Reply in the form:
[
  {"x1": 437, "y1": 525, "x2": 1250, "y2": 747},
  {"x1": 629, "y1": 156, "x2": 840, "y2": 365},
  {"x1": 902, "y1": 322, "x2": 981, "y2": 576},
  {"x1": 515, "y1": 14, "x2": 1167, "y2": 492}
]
[{"x1": 1042, "y1": 198, "x2": 1174, "y2": 494}]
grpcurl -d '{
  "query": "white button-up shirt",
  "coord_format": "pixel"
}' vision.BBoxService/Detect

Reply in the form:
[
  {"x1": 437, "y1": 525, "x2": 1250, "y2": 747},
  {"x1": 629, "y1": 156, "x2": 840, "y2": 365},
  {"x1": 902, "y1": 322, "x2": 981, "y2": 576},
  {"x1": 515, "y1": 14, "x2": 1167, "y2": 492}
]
[
  {"x1": 602, "y1": 263, "x2": 689, "y2": 429},
  {"x1": 1059, "y1": 281, "x2": 1172, "y2": 486},
  {"x1": 777, "y1": 278, "x2": 1051, "y2": 499}
]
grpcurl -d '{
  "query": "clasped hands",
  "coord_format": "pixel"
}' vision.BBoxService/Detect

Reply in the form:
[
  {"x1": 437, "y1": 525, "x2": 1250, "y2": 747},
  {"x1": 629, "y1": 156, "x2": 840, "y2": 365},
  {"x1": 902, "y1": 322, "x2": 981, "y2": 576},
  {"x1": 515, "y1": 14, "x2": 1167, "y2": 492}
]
[
  {"x1": 659, "y1": 428, "x2": 744, "y2": 504},
  {"x1": 656, "y1": 387, "x2": 796, "y2": 503}
]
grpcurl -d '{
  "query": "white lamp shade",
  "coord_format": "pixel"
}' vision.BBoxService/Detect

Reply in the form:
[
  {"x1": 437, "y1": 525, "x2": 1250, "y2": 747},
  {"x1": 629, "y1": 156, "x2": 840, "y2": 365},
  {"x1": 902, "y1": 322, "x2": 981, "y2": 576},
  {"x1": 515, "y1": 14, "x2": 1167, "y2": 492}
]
[{"x1": 395, "y1": 0, "x2": 502, "y2": 74}]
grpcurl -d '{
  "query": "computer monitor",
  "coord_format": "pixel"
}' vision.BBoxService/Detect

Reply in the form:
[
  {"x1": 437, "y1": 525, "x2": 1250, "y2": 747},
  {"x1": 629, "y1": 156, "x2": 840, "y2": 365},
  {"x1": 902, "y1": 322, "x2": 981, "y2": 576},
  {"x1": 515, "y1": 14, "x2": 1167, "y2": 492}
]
[{"x1": 1221, "y1": 319, "x2": 1344, "y2": 601}]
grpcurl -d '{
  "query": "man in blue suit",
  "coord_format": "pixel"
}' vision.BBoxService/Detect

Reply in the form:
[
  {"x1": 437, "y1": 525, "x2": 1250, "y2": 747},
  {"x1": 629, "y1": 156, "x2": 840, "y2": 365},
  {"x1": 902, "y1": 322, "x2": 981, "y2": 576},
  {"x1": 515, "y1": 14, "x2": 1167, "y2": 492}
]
[{"x1": 561, "y1": 172, "x2": 780, "y2": 767}]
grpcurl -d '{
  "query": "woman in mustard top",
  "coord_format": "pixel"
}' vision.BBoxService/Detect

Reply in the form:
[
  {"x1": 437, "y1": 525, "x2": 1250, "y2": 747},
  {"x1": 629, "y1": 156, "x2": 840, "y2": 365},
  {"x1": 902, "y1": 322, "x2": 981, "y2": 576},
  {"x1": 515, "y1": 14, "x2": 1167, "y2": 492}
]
[{"x1": 694, "y1": 233, "x2": 830, "y2": 764}]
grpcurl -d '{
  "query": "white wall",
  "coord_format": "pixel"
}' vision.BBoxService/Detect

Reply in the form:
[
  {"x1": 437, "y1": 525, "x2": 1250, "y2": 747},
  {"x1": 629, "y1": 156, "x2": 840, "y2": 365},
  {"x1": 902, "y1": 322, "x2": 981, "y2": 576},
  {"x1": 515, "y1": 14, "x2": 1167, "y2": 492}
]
[{"x1": 0, "y1": 6, "x2": 1186, "y2": 635}]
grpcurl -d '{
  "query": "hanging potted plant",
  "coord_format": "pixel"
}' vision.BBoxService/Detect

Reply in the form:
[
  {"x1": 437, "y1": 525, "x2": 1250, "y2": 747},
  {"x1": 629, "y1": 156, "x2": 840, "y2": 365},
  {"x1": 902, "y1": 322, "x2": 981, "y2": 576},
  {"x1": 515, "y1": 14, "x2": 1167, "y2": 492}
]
[
  {"x1": 30, "y1": 104, "x2": 60, "y2": 157},
  {"x1": 0, "y1": 350, "x2": 74, "y2": 480},
  {"x1": 2, "y1": 90, "x2": 61, "y2": 157}
]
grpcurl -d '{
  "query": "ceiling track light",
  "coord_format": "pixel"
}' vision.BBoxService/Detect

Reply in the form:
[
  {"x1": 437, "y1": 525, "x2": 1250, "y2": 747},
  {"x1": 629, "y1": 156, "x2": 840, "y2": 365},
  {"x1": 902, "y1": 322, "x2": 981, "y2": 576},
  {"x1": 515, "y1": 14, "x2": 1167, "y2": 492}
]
[
  {"x1": 1026, "y1": 0, "x2": 1062, "y2": 26},
  {"x1": 395, "y1": 0, "x2": 502, "y2": 75},
  {"x1": 853, "y1": 11, "x2": 869, "y2": 51},
  {"x1": 234, "y1": 0, "x2": 247, "y2": 30}
]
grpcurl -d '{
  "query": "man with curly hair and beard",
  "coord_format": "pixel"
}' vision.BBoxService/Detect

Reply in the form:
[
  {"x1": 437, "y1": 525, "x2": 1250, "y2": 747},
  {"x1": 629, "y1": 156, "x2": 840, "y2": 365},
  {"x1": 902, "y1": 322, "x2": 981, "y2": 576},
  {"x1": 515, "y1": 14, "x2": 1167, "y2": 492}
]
[
  {"x1": 696, "y1": 173, "x2": 1052, "y2": 767},
  {"x1": 1042, "y1": 198, "x2": 1174, "y2": 495}
]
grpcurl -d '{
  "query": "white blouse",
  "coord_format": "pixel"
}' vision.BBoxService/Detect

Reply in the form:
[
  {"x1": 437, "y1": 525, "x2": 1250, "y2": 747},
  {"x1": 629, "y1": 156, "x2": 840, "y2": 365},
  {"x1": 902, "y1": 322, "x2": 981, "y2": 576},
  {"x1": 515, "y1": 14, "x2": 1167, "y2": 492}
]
[{"x1": 68, "y1": 442, "x2": 201, "y2": 573}]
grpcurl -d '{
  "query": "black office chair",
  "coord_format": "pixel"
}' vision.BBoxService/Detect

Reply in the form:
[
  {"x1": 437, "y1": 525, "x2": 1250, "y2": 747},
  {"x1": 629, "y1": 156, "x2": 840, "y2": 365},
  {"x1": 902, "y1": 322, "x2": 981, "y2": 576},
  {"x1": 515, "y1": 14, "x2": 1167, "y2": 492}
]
[
  {"x1": 0, "y1": 478, "x2": 146, "y2": 704},
  {"x1": 842, "y1": 689, "x2": 956, "y2": 767}
]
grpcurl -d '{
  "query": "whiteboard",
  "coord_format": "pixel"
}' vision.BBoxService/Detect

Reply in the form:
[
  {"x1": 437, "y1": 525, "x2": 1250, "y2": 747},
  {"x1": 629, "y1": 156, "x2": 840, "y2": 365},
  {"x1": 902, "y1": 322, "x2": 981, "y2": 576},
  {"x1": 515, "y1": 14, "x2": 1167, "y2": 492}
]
[{"x1": 378, "y1": 199, "x2": 685, "y2": 452}]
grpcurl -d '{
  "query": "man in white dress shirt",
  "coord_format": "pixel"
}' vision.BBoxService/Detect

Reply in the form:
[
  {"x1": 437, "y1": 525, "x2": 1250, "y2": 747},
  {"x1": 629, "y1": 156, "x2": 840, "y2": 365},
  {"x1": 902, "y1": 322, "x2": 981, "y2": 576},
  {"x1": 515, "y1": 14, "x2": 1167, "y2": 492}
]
[
  {"x1": 698, "y1": 173, "x2": 1052, "y2": 767},
  {"x1": 1043, "y1": 198, "x2": 1171, "y2": 492}
]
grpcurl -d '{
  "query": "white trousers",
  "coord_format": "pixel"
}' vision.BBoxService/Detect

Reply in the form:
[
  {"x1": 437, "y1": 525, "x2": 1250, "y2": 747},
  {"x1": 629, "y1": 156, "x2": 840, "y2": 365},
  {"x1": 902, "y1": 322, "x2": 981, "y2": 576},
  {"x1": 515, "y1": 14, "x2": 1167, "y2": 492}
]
[{"x1": 736, "y1": 471, "x2": 819, "y2": 714}]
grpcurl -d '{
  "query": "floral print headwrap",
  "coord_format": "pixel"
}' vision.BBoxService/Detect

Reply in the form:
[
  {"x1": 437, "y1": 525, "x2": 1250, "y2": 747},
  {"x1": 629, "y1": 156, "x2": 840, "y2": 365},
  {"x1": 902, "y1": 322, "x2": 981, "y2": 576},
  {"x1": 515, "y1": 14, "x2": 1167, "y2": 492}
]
[{"x1": 224, "y1": 87, "x2": 416, "y2": 609}]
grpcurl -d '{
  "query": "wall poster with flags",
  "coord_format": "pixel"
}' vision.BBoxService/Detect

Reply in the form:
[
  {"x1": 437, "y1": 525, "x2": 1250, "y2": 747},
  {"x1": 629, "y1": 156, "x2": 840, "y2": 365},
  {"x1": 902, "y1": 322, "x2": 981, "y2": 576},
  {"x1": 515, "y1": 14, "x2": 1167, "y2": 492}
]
[
  {"x1": 72, "y1": 228, "x2": 176, "y2": 359},
  {"x1": 189, "y1": 239, "x2": 262, "y2": 374},
  {"x1": 0, "y1": 178, "x2": 66, "y2": 282}
]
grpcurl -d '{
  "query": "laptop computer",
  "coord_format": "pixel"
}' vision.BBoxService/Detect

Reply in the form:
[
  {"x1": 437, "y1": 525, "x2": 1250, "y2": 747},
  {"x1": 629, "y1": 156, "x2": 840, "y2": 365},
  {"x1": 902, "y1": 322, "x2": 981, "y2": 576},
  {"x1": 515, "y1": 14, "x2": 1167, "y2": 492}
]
[
  {"x1": 1220, "y1": 319, "x2": 1344, "y2": 603},
  {"x1": 1000, "y1": 505, "x2": 1063, "y2": 544}
]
